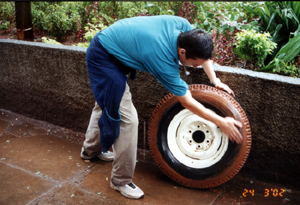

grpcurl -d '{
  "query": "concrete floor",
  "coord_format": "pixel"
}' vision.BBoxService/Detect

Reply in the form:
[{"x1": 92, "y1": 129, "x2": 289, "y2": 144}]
[{"x1": 0, "y1": 109, "x2": 299, "y2": 205}]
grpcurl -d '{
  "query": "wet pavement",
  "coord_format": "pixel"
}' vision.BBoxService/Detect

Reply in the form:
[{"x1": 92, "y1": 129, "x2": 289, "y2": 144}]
[{"x1": 0, "y1": 108, "x2": 299, "y2": 205}]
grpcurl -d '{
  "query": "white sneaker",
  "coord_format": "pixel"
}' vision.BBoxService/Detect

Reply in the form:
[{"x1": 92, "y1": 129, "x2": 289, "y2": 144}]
[
  {"x1": 110, "y1": 179, "x2": 144, "y2": 199},
  {"x1": 98, "y1": 151, "x2": 114, "y2": 161},
  {"x1": 80, "y1": 147, "x2": 114, "y2": 161}
]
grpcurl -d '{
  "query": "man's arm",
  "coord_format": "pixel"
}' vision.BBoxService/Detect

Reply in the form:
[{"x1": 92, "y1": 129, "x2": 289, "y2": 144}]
[
  {"x1": 202, "y1": 60, "x2": 236, "y2": 97},
  {"x1": 176, "y1": 90, "x2": 243, "y2": 144}
]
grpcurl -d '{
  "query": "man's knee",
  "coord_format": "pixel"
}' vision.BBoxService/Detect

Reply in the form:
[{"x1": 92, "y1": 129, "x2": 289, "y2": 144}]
[
  {"x1": 122, "y1": 109, "x2": 139, "y2": 128},
  {"x1": 131, "y1": 113, "x2": 139, "y2": 127}
]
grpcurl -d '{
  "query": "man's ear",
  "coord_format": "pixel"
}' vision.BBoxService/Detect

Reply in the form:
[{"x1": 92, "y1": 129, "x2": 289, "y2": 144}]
[{"x1": 178, "y1": 48, "x2": 186, "y2": 56}]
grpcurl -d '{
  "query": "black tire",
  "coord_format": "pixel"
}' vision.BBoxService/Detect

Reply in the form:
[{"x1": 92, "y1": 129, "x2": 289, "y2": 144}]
[{"x1": 148, "y1": 84, "x2": 252, "y2": 188}]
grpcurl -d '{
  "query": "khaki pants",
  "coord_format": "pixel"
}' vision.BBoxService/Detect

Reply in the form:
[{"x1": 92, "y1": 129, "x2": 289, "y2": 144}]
[{"x1": 83, "y1": 83, "x2": 139, "y2": 186}]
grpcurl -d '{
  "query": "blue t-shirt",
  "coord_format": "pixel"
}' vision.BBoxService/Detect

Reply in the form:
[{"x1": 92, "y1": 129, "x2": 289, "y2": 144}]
[{"x1": 98, "y1": 15, "x2": 193, "y2": 96}]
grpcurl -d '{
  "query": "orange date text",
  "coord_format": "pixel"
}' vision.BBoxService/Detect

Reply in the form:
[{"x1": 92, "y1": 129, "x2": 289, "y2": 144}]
[{"x1": 242, "y1": 188, "x2": 285, "y2": 197}]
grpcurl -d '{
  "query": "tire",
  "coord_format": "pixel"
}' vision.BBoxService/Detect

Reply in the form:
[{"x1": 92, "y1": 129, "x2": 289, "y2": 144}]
[{"x1": 148, "y1": 84, "x2": 252, "y2": 188}]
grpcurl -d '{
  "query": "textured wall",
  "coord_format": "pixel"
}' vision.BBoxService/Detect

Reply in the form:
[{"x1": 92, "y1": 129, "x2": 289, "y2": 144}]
[
  {"x1": 0, "y1": 40, "x2": 93, "y2": 131},
  {"x1": 1, "y1": 39, "x2": 299, "y2": 189}
]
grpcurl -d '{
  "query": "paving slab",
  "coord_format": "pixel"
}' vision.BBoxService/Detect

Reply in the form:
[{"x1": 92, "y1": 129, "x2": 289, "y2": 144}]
[
  {"x1": 0, "y1": 163, "x2": 56, "y2": 205},
  {"x1": 82, "y1": 161, "x2": 223, "y2": 205},
  {"x1": 28, "y1": 182, "x2": 122, "y2": 205},
  {"x1": 0, "y1": 120, "x2": 9, "y2": 134},
  {"x1": 27, "y1": 126, "x2": 50, "y2": 136},
  {"x1": 0, "y1": 134, "x2": 94, "y2": 181},
  {"x1": 214, "y1": 175, "x2": 300, "y2": 205},
  {"x1": 0, "y1": 132, "x2": 17, "y2": 144},
  {"x1": 6, "y1": 121, "x2": 35, "y2": 137},
  {"x1": 0, "y1": 111, "x2": 15, "y2": 122}
]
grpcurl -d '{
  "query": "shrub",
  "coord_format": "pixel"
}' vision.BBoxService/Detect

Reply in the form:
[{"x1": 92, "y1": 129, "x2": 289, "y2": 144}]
[
  {"x1": 193, "y1": 1, "x2": 261, "y2": 39},
  {"x1": 280, "y1": 58, "x2": 300, "y2": 78},
  {"x1": 175, "y1": 1, "x2": 197, "y2": 23},
  {"x1": 31, "y1": 2, "x2": 81, "y2": 41},
  {"x1": 0, "y1": 2, "x2": 15, "y2": 31},
  {"x1": 144, "y1": 2, "x2": 175, "y2": 16},
  {"x1": 212, "y1": 30, "x2": 237, "y2": 66},
  {"x1": 191, "y1": 1, "x2": 260, "y2": 66},
  {"x1": 76, "y1": 19, "x2": 108, "y2": 48},
  {"x1": 244, "y1": 1, "x2": 300, "y2": 62},
  {"x1": 234, "y1": 29, "x2": 277, "y2": 68},
  {"x1": 41, "y1": 36, "x2": 62, "y2": 45},
  {"x1": 259, "y1": 32, "x2": 300, "y2": 77},
  {"x1": 116, "y1": 2, "x2": 148, "y2": 19}
]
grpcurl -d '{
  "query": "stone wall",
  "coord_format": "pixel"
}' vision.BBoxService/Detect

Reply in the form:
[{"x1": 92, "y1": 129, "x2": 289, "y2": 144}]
[{"x1": 1, "y1": 39, "x2": 299, "y2": 189}]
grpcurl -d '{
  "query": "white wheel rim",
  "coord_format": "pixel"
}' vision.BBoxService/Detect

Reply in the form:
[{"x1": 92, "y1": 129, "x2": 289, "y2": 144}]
[{"x1": 167, "y1": 109, "x2": 229, "y2": 169}]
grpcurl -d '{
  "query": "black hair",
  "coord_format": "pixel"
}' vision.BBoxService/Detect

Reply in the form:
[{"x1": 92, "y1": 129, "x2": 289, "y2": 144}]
[{"x1": 178, "y1": 29, "x2": 214, "y2": 60}]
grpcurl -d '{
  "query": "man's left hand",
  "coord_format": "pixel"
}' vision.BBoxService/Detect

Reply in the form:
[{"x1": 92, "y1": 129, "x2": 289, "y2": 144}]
[{"x1": 214, "y1": 80, "x2": 235, "y2": 97}]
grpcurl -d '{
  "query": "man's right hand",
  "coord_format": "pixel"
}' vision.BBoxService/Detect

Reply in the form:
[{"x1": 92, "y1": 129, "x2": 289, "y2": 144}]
[
  {"x1": 219, "y1": 117, "x2": 243, "y2": 144},
  {"x1": 177, "y1": 90, "x2": 243, "y2": 144}
]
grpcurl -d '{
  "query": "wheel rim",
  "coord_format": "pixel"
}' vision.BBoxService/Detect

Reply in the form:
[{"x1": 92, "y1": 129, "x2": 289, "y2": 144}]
[{"x1": 168, "y1": 109, "x2": 229, "y2": 169}]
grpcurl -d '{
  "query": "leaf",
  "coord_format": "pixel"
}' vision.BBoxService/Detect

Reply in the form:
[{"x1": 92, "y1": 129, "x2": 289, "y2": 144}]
[
  {"x1": 230, "y1": 13, "x2": 235, "y2": 21},
  {"x1": 244, "y1": 5, "x2": 259, "y2": 17},
  {"x1": 233, "y1": 48, "x2": 244, "y2": 59},
  {"x1": 259, "y1": 33, "x2": 300, "y2": 72},
  {"x1": 223, "y1": 31, "x2": 230, "y2": 40},
  {"x1": 275, "y1": 33, "x2": 300, "y2": 61},
  {"x1": 271, "y1": 24, "x2": 283, "y2": 42},
  {"x1": 266, "y1": 12, "x2": 277, "y2": 31},
  {"x1": 249, "y1": 21, "x2": 258, "y2": 26},
  {"x1": 288, "y1": 8, "x2": 299, "y2": 24},
  {"x1": 292, "y1": 1, "x2": 300, "y2": 16},
  {"x1": 291, "y1": 24, "x2": 300, "y2": 36}
]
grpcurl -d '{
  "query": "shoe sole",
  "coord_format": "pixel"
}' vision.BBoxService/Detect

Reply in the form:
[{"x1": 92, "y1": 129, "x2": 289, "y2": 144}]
[
  {"x1": 80, "y1": 154, "x2": 93, "y2": 160},
  {"x1": 99, "y1": 157, "x2": 114, "y2": 162},
  {"x1": 110, "y1": 181, "x2": 144, "y2": 199},
  {"x1": 81, "y1": 153, "x2": 113, "y2": 161}
]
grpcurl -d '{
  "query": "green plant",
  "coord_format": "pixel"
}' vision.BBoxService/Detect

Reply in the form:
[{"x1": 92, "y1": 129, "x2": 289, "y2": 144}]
[
  {"x1": 259, "y1": 32, "x2": 300, "y2": 75},
  {"x1": 280, "y1": 59, "x2": 300, "y2": 78},
  {"x1": 212, "y1": 31, "x2": 236, "y2": 66},
  {"x1": 79, "y1": 1, "x2": 102, "y2": 24},
  {"x1": 31, "y1": 2, "x2": 81, "y2": 41},
  {"x1": 234, "y1": 29, "x2": 277, "y2": 68},
  {"x1": 40, "y1": 18, "x2": 106, "y2": 47},
  {"x1": 193, "y1": 1, "x2": 260, "y2": 39},
  {"x1": 41, "y1": 36, "x2": 62, "y2": 45},
  {"x1": 116, "y1": 2, "x2": 148, "y2": 18},
  {"x1": 144, "y1": 2, "x2": 175, "y2": 16},
  {"x1": 76, "y1": 19, "x2": 108, "y2": 48},
  {"x1": 0, "y1": 1, "x2": 15, "y2": 31},
  {"x1": 176, "y1": 1, "x2": 197, "y2": 23},
  {"x1": 244, "y1": 1, "x2": 300, "y2": 61}
]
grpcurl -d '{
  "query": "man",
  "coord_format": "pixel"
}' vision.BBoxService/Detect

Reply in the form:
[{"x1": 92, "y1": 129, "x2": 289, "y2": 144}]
[{"x1": 80, "y1": 15, "x2": 242, "y2": 199}]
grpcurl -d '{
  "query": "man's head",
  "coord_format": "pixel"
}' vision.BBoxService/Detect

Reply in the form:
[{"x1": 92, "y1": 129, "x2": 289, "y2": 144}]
[{"x1": 177, "y1": 29, "x2": 214, "y2": 68}]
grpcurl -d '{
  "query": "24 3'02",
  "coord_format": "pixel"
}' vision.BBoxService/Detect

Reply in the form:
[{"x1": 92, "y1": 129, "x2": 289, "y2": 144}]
[{"x1": 242, "y1": 188, "x2": 285, "y2": 197}]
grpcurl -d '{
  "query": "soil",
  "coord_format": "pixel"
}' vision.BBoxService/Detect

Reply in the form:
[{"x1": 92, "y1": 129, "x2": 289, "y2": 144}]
[{"x1": 0, "y1": 29, "x2": 255, "y2": 70}]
